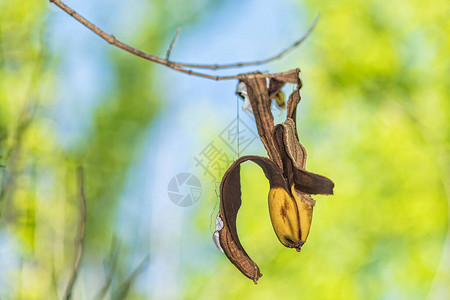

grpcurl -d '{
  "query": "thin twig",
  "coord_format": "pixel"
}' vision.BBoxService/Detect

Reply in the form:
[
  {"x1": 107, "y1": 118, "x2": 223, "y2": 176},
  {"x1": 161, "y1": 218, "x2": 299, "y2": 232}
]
[
  {"x1": 49, "y1": 0, "x2": 313, "y2": 80},
  {"x1": 112, "y1": 255, "x2": 150, "y2": 300},
  {"x1": 95, "y1": 237, "x2": 121, "y2": 300},
  {"x1": 165, "y1": 27, "x2": 180, "y2": 61},
  {"x1": 63, "y1": 166, "x2": 87, "y2": 300},
  {"x1": 174, "y1": 14, "x2": 320, "y2": 70},
  {"x1": 0, "y1": 26, "x2": 44, "y2": 203}
]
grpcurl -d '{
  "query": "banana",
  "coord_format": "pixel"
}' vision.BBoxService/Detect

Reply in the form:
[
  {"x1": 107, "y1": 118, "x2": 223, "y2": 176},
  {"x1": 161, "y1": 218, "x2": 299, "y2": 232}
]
[
  {"x1": 268, "y1": 186, "x2": 314, "y2": 252},
  {"x1": 268, "y1": 187, "x2": 301, "y2": 251},
  {"x1": 291, "y1": 186, "x2": 314, "y2": 242},
  {"x1": 213, "y1": 73, "x2": 334, "y2": 283},
  {"x1": 274, "y1": 91, "x2": 286, "y2": 109}
]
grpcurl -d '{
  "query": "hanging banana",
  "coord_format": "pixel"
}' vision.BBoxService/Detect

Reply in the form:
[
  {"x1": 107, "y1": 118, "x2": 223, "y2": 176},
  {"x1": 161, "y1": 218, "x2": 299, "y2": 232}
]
[{"x1": 213, "y1": 70, "x2": 334, "y2": 283}]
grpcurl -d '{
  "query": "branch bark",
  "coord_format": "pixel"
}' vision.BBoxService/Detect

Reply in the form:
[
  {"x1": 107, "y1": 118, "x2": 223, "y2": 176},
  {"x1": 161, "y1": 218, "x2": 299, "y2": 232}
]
[
  {"x1": 49, "y1": 0, "x2": 317, "y2": 80},
  {"x1": 63, "y1": 166, "x2": 87, "y2": 300}
]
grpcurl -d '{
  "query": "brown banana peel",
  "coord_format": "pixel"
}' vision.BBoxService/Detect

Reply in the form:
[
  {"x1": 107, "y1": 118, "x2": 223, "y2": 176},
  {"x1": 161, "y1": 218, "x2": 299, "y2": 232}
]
[{"x1": 213, "y1": 70, "x2": 334, "y2": 283}]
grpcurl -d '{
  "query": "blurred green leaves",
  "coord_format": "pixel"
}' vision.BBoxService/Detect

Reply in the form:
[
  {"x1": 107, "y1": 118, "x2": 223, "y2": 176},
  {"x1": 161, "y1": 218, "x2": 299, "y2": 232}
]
[
  {"x1": 0, "y1": 0, "x2": 219, "y2": 298},
  {"x1": 0, "y1": 0, "x2": 448, "y2": 299},
  {"x1": 186, "y1": 0, "x2": 449, "y2": 299}
]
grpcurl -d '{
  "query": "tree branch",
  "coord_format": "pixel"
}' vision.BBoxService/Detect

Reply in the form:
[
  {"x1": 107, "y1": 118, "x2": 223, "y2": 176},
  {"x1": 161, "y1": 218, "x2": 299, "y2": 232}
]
[
  {"x1": 49, "y1": 0, "x2": 315, "y2": 80},
  {"x1": 63, "y1": 166, "x2": 87, "y2": 300},
  {"x1": 165, "y1": 27, "x2": 180, "y2": 61},
  {"x1": 174, "y1": 14, "x2": 320, "y2": 70},
  {"x1": 112, "y1": 255, "x2": 150, "y2": 300},
  {"x1": 95, "y1": 237, "x2": 120, "y2": 300}
]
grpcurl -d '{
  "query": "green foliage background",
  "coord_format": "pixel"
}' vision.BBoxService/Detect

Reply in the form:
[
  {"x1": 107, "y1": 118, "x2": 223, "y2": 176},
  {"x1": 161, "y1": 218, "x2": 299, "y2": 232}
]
[{"x1": 0, "y1": 0, "x2": 448, "y2": 299}]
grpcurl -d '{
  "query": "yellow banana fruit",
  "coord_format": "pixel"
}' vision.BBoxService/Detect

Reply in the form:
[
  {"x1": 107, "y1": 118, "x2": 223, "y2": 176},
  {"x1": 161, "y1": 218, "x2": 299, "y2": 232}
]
[
  {"x1": 274, "y1": 91, "x2": 286, "y2": 109},
  {"x1": 268, "y1": 186, "x2": 314, "y2": 251},
  {"x1": 291, "y1": 186, "x2": 314, "y2": 242}
]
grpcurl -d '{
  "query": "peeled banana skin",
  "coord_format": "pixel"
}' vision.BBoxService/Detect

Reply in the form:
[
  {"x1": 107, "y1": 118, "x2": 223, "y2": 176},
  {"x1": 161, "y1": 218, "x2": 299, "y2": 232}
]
[
  {"x1": 215, "y1": 75, "x2": 334, "y2": 283},
  {"x1": 267, "y1": 118, "x2": 333, "y2": 252}
]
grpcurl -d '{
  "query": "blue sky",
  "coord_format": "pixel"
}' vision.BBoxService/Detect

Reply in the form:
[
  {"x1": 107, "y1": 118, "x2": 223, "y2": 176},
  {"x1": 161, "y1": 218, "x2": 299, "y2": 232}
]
[{"x1": 48, "y1": 0, "x2": 315, "y2": 297}]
